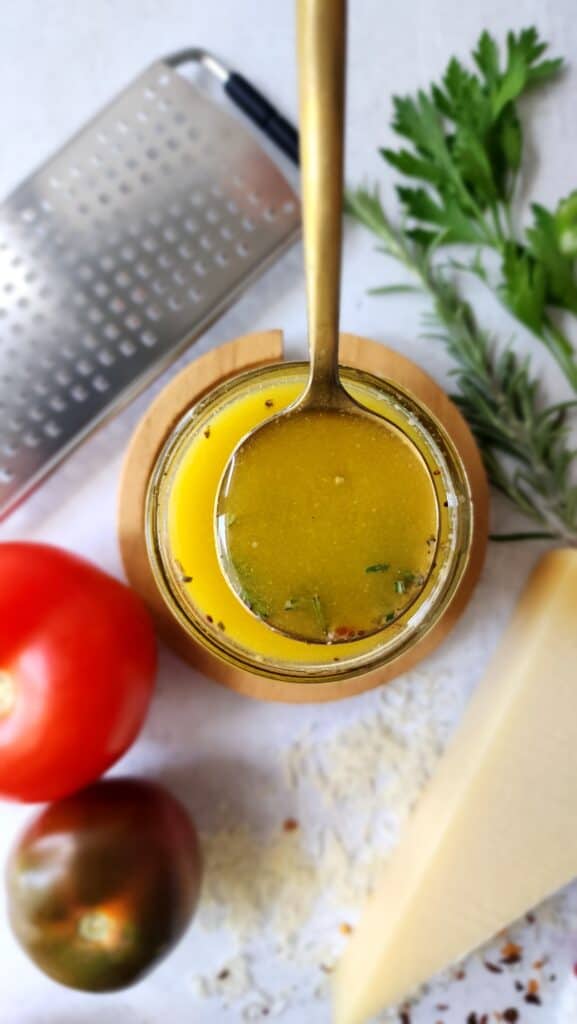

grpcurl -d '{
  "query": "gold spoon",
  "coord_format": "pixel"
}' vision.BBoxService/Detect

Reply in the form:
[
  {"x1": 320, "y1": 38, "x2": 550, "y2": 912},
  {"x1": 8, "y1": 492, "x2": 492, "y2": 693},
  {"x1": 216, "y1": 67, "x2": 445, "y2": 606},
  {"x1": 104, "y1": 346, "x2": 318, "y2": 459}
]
[{"x1": 215, "y1": 0, "x2": 436, "y2": 644}]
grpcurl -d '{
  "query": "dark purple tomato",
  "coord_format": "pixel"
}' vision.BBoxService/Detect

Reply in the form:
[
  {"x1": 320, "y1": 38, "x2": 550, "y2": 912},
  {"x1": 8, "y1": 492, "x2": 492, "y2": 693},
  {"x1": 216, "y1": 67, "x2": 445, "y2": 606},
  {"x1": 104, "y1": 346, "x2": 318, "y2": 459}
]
[{"x1": 6, "y1": 778, "x2": 202, "y2": 992}]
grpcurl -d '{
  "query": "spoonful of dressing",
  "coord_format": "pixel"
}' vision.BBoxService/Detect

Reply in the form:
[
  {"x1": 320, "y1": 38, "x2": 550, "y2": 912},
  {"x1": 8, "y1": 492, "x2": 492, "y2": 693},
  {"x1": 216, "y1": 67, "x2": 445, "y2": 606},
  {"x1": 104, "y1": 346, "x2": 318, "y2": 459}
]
[{"x1": 215, "y1": 0, "x2": 439, "y2": 643}]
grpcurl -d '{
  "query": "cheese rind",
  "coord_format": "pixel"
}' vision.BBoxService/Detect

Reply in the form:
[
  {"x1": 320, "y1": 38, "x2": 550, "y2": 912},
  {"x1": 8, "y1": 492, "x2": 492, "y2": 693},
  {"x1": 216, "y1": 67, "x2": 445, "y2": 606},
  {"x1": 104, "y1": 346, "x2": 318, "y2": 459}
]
[{"x1": 333, "y1": 550, "x2": 577, "y2": 1024}]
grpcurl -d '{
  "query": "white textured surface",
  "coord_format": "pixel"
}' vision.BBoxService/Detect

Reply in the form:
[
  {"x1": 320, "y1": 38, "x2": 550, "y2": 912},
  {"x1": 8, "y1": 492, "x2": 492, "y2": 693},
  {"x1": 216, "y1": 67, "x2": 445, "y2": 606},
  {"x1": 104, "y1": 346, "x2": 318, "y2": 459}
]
[{"x1": 1, "y1": 1, "x2": 577, "y2": 1022}]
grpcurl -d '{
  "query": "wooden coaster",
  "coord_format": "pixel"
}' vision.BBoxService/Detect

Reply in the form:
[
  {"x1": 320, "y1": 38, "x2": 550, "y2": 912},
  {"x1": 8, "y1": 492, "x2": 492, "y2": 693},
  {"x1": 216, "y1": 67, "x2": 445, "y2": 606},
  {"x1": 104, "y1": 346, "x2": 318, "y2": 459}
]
[{"x1": 118, "y1": 331, "x2": 489, "y2": 703}]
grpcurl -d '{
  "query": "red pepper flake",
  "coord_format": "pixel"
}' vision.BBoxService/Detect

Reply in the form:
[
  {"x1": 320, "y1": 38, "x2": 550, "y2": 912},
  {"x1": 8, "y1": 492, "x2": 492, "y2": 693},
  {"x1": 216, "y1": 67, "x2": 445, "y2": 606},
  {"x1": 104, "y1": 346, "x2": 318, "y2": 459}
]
[
  {"x1": 264, "y1": 399, "x2": 274, "y2": 408},
  {"x1": 320, "y1": 964, "x2": 333, "y2": 974},
  {"x1": 206, "y1": 614, "x2": 214, "y2": 624},
  {"x1": 527, "y1": 979, "x2": 540, "y2": 996},
  {"x1": 283, "y1": 817, "x2": 299, "y2": 833},
  {"x1": 455, "y1": 969, "x2": 466, "y2": 981},
  {"x1": 500, "y1": 941, "x2": 522, "y2": 965},
  {"x1": 217, "y1": 620, "x2": 226, "y2": 631},
  {"x1": 525, "y1": 993, "x2": 542, "y2": 1006},
  {"x1": 339, "y1": 922, "x2": 353, "y2": 936},
  {"x1": 526, "y1": 912, "x2": 536, "y2": 924},
  {"x1": 502, "y1": 1011, "x2": 519, "y2": 1023},
  {"x1": 484, "y1": 960, "x2": 503, "y2": 974},
  {"x1": 399, "y1": 1012, "x2": 411, "y2": 1024},
  {"x1": 217, "y1": 969, "x2": 230, "y2": 981},
  {"x1": 436, "y1": 1006, "x2": 449, "y2": 1013},
  {"x1": 203, "y1": 426, "x2": 211, "y2": 438},
  {"x1": 533, "y1": 958, "x2": 547, "y2": 970},
  {"x1": 573, "y1": 963, "x2": 577, "y2": 978},
  {"x1": 514, "y1": 981, "x2": 524, "y2": 993}
]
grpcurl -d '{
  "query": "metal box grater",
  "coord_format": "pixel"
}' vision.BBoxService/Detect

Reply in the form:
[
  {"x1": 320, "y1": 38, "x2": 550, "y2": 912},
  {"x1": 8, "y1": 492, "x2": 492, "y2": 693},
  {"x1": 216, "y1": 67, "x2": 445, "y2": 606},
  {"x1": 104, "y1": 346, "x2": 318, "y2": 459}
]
[{"x1": 0, "y1": 51, "x2": 300, "y2": 519}]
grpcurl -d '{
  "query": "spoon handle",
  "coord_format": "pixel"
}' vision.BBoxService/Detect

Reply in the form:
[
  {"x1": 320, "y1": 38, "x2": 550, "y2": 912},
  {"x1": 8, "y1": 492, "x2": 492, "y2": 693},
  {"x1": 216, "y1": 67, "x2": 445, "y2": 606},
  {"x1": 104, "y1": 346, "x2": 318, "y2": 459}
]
[{"x1": 297, "y1": 0, "x2": 347, "y2": 404}]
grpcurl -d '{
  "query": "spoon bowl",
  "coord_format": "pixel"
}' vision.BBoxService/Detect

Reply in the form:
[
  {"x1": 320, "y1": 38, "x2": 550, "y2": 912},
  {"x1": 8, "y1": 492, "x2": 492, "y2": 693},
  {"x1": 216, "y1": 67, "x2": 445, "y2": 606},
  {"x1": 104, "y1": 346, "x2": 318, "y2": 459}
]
[{"x1": 215, "y1": 0, "x2": 437, "y2": 643}]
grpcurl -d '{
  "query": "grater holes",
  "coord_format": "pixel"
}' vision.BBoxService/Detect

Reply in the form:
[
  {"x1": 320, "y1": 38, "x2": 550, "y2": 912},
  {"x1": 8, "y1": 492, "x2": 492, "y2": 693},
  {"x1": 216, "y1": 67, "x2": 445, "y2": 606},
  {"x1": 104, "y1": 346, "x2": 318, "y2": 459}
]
[
  {"x1": 143, "y1": 86, "x2": 156, "y2": 101},
  {"x1": 140, "y1": 329, "x2": 157, "y2": 348},
  {"x1": 263, "y1": 206, "x2": 277, "y2": 222},
  {"x1": 130, "y1": 286, "x2": 147, "y2": 304},
  {"x1": 236, "y1": 242, "x2": 249, "y2": 258},
  {"x1": 99, "y1": 255, "x2": 116, "y2": 272},
  {"x1": 171, "y1": 269, "x2": 186, "y2": 287},
  {"x1": 92, "y1": 374, "x2": 109, "y2": 392},
  {"x1": 242, "y1": 217, "x2": 256, "y2": 232},
  {"x1": 0, "y1": 467, "x2": 14, "y2": 484},
  {"x1": 103, "y1": 323, "x2": 120, "y2": 341},
  {"x1": 193, "y1": 260, "x2": 207, "y2": 277},
  {"x1": 97, "y1": 349, "x2": 115, "y2": 367},
  {"x1": 162, "y1": 226, "x2": 177, "y2": 244},
  {"x1": 70, "y1": 384, "x2": 89, "y2": 402},
  {"x1": 109, "y1": 297, "x2": 126, "y2": 315},
  {"x1": 120, "y1": 245, "x2": 136, "y2": 262},
  {"x1": 28, "y1": 406, "x2": 45, "y2": 423},
  {"x1": 125, "y1": 313, "x2": 141, "y2": 331},
  {"x1": 136, "y1": 110, "x2": 148, "y2": 124},
  {"x1": 115, "y1": 119, "x2": 129, "y2": 135},
  {"x1": 119, "y1": 182, "x2": 133, "y2": 195},
  {"x1": 140, "y1": 172, "x2": 153, "y2": 186},
  {"x1": 135, "y1": 261, "x2": 152, "y2": 279},
  {"x1": 93, "y1": 281, "x2": 110, "y2": 299},
  {"x1": 166, "y1": 137, "x2": 179, "y2": 151},
  {"x1": 157, "y1": 252, "x2": 174, "y2": 270},
  {"x1": 119, "y1": 339, "x2": 137, "y2": 357},
  {"x1": 151, "y1": 279, "x2": 168, "y2": 296},
  {"x1": 87, "y1": 307, "x2": 104, "y2": 325},
  {"x1": 154, "y1": 122, "x2": 167, "y2": 135},
  {"x1": 219, "y1": 225, "x2": 233, "y2": 241},
  {"x1": 55, "y1": 369, "x2": 72, "y2": 387},
  {"x1": 178, "y1": 243, "x2": 193, "y2": 260},
  {"x1": 226, "y1": 199, "x2": 238, "y2": 215},
  {"x1": 205, "y1": 208, "x2": 220, "y2": 225},
  {"x1": 145, "y1": 304, "x2": 161, "y2": 321},
  {"x1": 173, "y1": 110, "x2": 186, "y2": 125},
  {"x1": 78, "y1": 265, "x2": 94, "y2": 282},
  {"x1": 184, "y1": 217, "x2": 198, "y2": 234},
  {"x1": 200, "y1": 234, "x2": 213, "y2": 251},
  {"x1": 157, "y1": 72, "x2": 171, "y2": 87},
  {"x1": 2, "y1": 440, "x2": 17, "y2": 458},
  {"x1": 20, "y1": 207, "x2": 37, "y2": 224},
  {"x1": 189, "y1": 191, "x2": 203, "y2": 208},
  {"x1": 23, "y1": 430, "x2": 41, "y2": 448},
  {"x1": 49, "y1": 395, "x2": 67, "y2": 413},
  {"x1": 115, "y1": 269, "x2": 132, "y2": 287},
  {"x1": 146, "y1": 147, "x2": 159, "y2": 161},
  {"x1": 142, "y1": 236, "x2": 158, "y2": 253},
  {"x1": 147, "y1": 211, "x2": 162, "y2": 227},
  {"x1": 283, "y1": 200, "x2": 297, "y2": 215},
  {"x1": 76, "y1": 358, "x2": 93, "y2": 376},
  {"x1": 210, "y1": 183, "x2": 223, "y2": 199},
  {"x1": 168, "y1": 203, "x2": 182, "y2": 217},
  {"x1": 159, "y1": 161, "x2": 173, "y2": 175},
  {"x1": 126, "y1": 158, "x2": 139, "y2": 171},
  {"x1": 214, "y1": 251, "x2": 229, "y2": 268},
  {"x1": 167, "y1": 294, "x2": 184, "y2": 312},
  {"x1": 43, "y1": 421, "x2": 62, "y2": 439}
]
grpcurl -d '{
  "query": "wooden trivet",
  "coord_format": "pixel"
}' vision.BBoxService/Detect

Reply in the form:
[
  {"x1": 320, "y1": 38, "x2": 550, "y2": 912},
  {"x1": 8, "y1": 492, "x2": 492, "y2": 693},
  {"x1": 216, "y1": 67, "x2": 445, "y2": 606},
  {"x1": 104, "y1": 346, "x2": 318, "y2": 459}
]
[{"x1": 118, "y1": 331, "x2": 489, "y2": 703}]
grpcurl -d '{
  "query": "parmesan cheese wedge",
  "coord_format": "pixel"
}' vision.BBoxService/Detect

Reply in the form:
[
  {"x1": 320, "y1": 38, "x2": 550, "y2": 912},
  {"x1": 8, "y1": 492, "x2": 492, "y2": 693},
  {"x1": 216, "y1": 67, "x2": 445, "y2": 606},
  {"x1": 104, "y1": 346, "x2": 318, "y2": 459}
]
[{"x1": 333, "y1": 550, "x2": 577, "y2": 1024}]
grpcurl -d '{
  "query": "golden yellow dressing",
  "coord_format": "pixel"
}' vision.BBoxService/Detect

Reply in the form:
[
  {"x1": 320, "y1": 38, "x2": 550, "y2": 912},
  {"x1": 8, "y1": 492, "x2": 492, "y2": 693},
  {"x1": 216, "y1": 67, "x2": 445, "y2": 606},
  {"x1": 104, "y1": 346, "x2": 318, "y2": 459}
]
[
  {"x1": 217, "y1": 409, "x2": 438, "y2": 642},
  {"x1": 166, "y1": 376, "x2": 449, "y2": 666}
]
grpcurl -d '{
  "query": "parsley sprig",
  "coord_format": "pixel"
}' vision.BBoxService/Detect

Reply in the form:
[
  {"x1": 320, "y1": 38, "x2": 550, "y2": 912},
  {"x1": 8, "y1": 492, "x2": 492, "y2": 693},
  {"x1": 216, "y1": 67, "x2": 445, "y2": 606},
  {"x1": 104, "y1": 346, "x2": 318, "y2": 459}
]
[
  {"x1": 381, "y1": 28, "x2": 577, "y2": 391},
  {"x1": 347, "y1": 27, "x2": 577, "y2": 544}
]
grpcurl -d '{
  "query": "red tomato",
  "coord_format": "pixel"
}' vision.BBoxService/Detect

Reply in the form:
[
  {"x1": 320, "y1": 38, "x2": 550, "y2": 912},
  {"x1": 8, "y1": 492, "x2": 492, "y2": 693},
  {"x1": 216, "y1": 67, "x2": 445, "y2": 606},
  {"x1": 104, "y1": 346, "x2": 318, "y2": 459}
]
[{"x1": 0, "y1": 543, "x2": 157, "y2": 802}]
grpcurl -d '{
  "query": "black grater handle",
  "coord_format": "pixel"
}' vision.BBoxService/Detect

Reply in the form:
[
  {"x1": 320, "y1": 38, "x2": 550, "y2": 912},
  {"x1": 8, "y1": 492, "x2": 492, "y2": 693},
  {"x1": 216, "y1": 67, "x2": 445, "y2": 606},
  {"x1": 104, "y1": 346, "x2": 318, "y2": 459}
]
[{"x1": 225, "y1": 73, "x2": 299, "y2": 166}]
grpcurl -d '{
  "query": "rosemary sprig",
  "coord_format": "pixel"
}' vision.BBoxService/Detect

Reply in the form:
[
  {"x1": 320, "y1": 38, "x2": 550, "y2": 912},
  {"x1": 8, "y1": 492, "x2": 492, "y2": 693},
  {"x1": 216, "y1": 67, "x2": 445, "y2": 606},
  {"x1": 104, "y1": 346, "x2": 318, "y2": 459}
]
[{"x1": 345, "y1": 187, "x2": 577, "y2": 543}]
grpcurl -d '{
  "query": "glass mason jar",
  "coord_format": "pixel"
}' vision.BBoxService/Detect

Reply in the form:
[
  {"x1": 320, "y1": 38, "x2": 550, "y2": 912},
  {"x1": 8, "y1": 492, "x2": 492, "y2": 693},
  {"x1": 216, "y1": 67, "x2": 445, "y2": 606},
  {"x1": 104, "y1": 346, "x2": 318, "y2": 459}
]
[{"x1": 145, "y1": 362, "x2": 473, "y2": 686}]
